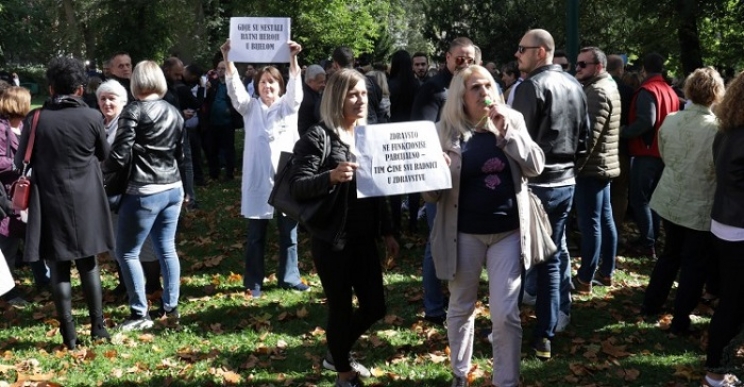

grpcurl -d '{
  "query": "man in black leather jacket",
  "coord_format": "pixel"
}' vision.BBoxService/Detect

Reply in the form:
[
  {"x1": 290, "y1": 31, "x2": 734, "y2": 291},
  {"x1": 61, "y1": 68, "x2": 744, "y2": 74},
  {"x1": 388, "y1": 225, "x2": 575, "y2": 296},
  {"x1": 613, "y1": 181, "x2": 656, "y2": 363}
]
[{"x1": 511, "y1": 28, "x2": 589, "y2": 360}]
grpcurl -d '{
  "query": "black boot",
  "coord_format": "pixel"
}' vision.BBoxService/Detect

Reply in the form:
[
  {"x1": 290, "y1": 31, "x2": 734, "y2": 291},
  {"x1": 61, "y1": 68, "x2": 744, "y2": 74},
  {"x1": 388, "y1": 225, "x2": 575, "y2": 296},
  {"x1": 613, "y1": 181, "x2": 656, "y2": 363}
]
[
  {"x1": 78, "y1": 256, "x2": 110, "y2": 342},
  {"x1": 49, "y1": 260, "x2": 77, "y2": 350}
]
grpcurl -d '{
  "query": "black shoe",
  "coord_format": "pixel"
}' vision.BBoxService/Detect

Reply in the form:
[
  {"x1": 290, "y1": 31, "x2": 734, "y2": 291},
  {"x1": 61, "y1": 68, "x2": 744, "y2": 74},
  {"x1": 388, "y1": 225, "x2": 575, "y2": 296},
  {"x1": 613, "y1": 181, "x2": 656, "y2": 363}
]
[
  {"x1": 149, "y1": 306, "x2": 180, "y2": 320},
  {"x1": 532, "y1": 337, "x2": 551, "y2": 360},
  {"x1": 91, "y1": 319, "x2": 111, "y2": 341},
  {"x1": 423, "y1": 314, "x2": 446, "y2": 326},
  {"x1": 450, "y1": 376, "x2": 468, "y2": 387}
]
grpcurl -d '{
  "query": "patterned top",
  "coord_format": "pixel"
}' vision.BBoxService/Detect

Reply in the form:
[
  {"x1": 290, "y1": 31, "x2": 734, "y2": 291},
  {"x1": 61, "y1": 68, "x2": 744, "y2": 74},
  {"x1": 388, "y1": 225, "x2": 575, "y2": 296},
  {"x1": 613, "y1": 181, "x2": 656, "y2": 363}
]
[{"x1": 650, "y1": 104, "x2": 717, "y2": 231}]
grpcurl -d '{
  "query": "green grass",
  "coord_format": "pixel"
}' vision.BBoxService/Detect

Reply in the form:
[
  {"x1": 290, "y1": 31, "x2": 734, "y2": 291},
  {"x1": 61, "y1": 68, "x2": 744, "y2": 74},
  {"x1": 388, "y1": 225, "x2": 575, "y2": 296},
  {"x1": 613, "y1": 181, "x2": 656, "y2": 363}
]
[{"x1": 1, "y1": 130, "x2": 741, "y2": 386}]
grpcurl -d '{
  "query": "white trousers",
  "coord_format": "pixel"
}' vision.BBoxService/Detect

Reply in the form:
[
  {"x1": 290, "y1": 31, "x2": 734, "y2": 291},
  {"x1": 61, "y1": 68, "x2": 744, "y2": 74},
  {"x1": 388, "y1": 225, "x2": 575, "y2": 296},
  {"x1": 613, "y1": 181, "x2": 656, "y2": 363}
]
[{"x1": 447, "y1": 230, "x2": 522, "y2": 387}]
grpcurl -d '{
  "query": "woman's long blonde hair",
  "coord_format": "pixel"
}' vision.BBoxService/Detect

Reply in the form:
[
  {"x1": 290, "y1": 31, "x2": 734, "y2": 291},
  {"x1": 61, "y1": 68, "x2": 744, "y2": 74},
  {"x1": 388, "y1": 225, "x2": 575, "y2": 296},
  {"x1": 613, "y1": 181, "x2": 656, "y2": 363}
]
[
  {"x1": 320, "y1": 68, "x2": 368, "y2": 133},
  {"x1": 438, "y1": 65, "x2": 503, "y2": 149}
]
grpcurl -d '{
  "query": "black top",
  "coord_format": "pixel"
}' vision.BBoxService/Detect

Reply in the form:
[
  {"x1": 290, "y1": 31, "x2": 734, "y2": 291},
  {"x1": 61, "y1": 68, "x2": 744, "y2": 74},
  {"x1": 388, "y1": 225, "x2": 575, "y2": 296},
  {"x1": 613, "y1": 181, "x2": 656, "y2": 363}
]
[
  {"x1": 458, "y1": 131, "x2": 518, "y2": 234},
  {"x1": 712, "y1": 129, "x2": 744, "y2": 228},
  {"x1": 298, "y1": 82, "x2": 322, "y2": 137},
  {"x1": 410, "y1": 68, "x2": 453, "y2": 123}
]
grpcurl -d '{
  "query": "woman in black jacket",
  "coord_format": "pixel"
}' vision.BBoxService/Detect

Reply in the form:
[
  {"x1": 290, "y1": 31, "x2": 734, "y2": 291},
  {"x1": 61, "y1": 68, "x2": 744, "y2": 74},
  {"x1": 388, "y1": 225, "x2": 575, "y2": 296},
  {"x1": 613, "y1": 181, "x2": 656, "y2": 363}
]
[
  {"x1": 102, "y1": 61, "x2": 185, "y2": 332},
  {"x1": 289, "y1": 68, "x2": 399, "y2": 387},
  {"x1": 16, "y1": 57, "x2": 113, "y2": 349},
  {"x1": 702, "y1": 71, "x2": 744, "y2": 387}
]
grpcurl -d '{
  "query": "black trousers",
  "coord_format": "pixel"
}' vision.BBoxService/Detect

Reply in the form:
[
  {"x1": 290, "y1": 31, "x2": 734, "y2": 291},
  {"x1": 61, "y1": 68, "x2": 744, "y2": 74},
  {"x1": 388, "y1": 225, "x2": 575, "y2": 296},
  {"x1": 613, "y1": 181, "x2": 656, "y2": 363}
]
[
  {"x1": 705, "y1": 237, "x2": 744, "y2": 371},
  {"x1": 204, "y1": 123, "x2": 236, "y2": 179},
  {"x1": 642, "y1": 219, "x2": 713, "y2": 325},
  {"x1": 389, "y1": 193, "x2": 421, "y2": 235},
  {"x1": 48, "y1": 256, "x2": 105, "y2": 348},
  {"x1": 312, "y1": 235, "x2": 386, "y2": 373}
]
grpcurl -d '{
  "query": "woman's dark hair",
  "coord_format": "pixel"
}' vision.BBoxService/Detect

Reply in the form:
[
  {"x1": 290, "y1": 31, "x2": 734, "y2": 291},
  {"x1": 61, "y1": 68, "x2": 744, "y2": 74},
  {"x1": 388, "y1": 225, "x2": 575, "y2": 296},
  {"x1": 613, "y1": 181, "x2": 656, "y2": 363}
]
[
  {"x1": 46, "y1": 57, "x2": 87, "y2": 95},
  {"x1": 388, "y1": 50, "x2": 420, "y2": 123},
  {"x1": 390, "y1": 50, "x2": 412, "y2": 80},
  {"x1": 502, "y1": 61, "x2": 519, "y2": 77}
]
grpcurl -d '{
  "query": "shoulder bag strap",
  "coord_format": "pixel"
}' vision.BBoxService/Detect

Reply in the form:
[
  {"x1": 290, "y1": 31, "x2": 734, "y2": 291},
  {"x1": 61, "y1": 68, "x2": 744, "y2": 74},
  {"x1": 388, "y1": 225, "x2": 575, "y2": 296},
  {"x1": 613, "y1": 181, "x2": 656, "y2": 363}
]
[
  {"x1": 5, "y1": 124, "x2": 11, "y2": 159},
  {"x1": 20, "y1": 110, "x2": 41, "y2": 175}
]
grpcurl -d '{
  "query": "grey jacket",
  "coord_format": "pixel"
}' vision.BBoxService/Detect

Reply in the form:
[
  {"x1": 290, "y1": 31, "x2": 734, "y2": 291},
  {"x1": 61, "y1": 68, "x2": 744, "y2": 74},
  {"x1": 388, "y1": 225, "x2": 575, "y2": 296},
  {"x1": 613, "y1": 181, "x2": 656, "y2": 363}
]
[
  {"x1": 577, "y1": 72, "x2": 621, "y2": 179},
  {"x1": 423, "y1": 109, "x2": 545, "y2": 280}
]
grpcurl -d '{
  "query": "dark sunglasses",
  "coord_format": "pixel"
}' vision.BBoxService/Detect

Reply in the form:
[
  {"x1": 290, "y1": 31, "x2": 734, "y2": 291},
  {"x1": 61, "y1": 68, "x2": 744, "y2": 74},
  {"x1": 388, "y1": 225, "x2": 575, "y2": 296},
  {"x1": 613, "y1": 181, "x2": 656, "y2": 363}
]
[
  {"x1": 576, "y1": 61, "x2": 598, "y2": 69},
  {"x1": 454, "y1": 56, "x2": 475, "y2": 67},
  {"x1": 517, "y1": 45, "x2": 541, "y2": 54}
]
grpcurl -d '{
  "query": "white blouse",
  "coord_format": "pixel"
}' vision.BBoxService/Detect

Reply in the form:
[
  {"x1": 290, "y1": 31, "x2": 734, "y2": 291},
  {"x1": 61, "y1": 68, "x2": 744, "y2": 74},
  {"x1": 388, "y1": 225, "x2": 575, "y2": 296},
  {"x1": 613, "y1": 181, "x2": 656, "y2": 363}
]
[{"x1": 226, "y1": 72, "x2": 303, "y2": 219}]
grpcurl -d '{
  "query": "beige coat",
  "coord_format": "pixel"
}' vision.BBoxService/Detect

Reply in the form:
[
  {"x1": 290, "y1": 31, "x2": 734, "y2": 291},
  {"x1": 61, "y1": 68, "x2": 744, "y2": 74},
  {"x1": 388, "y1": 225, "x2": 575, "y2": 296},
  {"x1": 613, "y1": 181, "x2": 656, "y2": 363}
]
[
  {"x1": 577, "y1": 72, "x2": 621, "y2": 179},
  {"x1": 423, "y1": 110, "x2": 545, "y2": 280}
]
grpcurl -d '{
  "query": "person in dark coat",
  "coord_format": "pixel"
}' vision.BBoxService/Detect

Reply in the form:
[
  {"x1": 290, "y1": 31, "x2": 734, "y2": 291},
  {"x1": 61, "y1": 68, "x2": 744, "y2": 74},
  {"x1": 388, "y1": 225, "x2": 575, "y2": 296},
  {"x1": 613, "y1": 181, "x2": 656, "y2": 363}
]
[{"x1": 16, "y1": 57, "x2": 114, "y2": 349}]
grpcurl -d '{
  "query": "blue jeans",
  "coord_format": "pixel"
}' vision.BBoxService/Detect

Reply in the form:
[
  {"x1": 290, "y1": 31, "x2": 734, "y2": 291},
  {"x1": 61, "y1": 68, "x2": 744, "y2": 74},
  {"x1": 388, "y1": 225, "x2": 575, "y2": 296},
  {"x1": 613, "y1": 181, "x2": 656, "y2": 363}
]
[
  {"x1": 629, "y1": 156, "x2": 663, "y2": 247},
  {"x1": 244, "y1": 215, "x2": 300, "y2": 291},
  {"x1": 575, "y1": 177, "x2": 617, "y2": 282},
  {"x1": 423, "y1": 202, "x2": 446, "y2": 318},
  {"x1": 530, "y1": 185, "x2": 574, "y2": 340},
  {"x1": 117, "y1": 187, "x2": 183, "y2": 317}
]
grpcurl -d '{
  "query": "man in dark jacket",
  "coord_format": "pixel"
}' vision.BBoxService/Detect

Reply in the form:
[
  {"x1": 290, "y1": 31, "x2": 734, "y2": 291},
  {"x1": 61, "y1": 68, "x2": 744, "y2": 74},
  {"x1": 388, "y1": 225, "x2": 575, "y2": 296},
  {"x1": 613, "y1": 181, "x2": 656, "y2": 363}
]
[
  {"x1": 297, "y1": 64, "x2": 325, "y2": 137},
  {"x1": 109, "y1": 52, "x2": 135, "y2": 102},
  {"x1": 202, "y1": 61, "x2": 240, "y2": 181},
  {"x1": 512, "y1": 28, "x2": 589, "y2": 359},
  {"x1": 331, "y1": 46, "x2": 386, "y2": 124},
  {"x1": 620, "y1": 53, "x2": 680, "y2": 260},
  {"x1": 606, "y1": 54, "x2": 634, "y2": 242},
  {"x1": 410, "y1": 37, "x2": 476, "y2": 328}
]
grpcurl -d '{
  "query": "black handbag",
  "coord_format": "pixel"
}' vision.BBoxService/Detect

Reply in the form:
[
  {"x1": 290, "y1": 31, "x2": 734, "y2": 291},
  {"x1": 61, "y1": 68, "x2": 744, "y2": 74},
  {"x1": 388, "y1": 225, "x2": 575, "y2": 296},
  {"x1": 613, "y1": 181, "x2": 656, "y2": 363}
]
[{"x1": 268, "y1": 128, "x2": 335, "y2": 226}]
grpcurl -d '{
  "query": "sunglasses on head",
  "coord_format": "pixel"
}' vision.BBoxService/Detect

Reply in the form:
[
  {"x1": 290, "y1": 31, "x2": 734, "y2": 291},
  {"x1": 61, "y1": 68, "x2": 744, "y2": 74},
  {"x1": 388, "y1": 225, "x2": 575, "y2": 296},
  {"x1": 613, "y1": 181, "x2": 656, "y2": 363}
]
[
  {"x1": 453, "y1": 55, "x2": 475, "y2": 67},
  {"x1": 576, "y1": 61, "x2": 598, "y2": 69},
  {"x1": 517, "y1": 45, "x2": 541, "y2": 54}
]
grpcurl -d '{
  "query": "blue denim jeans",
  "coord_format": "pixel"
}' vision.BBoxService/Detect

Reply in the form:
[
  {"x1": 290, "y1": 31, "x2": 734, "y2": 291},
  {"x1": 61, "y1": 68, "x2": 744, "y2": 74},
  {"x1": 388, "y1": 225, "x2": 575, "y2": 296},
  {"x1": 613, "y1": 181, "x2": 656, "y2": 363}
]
[
  {"x1": 116, "y1": 187, "x2": 183, "y2": 317},
  {"x1": 530, "y1": 184, "x2": 574, "y2": 340},
  {"x1": 423, "y1": 202, "x2": 446, "y2": 318},
  {"x1": 629, "y1": 156, "x2": 663, "y2": 247},
  {"x1": 575, "y1": 177, "x2": 617, "y2": 282},
  {"x1": 244, "y1": 215, "x2": 300, "y2": 292}
]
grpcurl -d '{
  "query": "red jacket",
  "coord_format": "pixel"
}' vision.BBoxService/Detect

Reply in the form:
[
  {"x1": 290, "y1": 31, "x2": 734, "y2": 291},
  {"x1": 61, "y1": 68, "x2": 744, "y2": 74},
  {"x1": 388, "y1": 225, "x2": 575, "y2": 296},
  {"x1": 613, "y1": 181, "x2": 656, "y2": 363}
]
[{"x1": 628, "y1": 75, "x2": 679, "y2": 157}]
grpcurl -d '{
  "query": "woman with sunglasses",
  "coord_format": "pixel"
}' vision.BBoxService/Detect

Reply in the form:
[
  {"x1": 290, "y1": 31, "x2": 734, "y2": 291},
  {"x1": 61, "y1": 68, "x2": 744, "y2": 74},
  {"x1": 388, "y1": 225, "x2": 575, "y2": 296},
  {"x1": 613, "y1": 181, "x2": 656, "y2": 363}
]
[{"x1": 425, "y1": 65, "x2": 544, "y2": 387}]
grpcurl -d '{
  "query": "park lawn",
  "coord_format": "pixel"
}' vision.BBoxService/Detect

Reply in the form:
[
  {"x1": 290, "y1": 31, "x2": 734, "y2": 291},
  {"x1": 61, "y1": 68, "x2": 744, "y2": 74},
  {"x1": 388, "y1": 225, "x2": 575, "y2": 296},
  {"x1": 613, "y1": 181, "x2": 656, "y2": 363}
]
[{"x1": 1, "y1": 128, "x2": 740, "y2": 386}]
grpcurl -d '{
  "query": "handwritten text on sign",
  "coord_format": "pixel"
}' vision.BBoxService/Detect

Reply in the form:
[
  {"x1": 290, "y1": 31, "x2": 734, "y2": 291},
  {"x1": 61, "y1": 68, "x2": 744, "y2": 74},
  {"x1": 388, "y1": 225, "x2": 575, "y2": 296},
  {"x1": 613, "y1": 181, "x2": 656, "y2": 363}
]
[
  {"x1": 229, "y1": 17, "x2": 291, "y2": 63},
  {"x1": 354, "y1": 121, "x2": 452, "y2": 198}
]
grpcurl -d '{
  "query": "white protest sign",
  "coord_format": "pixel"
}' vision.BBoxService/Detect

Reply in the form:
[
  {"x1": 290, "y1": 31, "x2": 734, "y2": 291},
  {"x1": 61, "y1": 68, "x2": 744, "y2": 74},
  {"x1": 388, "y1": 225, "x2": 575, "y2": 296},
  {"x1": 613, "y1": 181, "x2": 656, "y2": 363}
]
[
  {"x1": 229, "y1": 17, "x2": 291, "y2": 63},
  {"x1": 0, "y1": 250, "x2": 14, "y2": 297},
  {"x1": 354, "y1": 121, "x2": 452, "y2": 198}
]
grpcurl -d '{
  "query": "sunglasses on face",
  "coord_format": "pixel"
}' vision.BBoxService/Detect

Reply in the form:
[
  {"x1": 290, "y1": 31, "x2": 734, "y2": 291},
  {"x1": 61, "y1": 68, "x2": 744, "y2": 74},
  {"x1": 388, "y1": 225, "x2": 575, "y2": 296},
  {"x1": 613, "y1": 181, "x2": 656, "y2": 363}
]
[
  {"x1": 517, "y1": 45, "x2": 541, "y2": 54},
  {"x1": 453, "y1": 55, "x2": 475, "y2": 67},
  {"x1": 576, "y1": 61, "x2": 598, "y2": 69}
]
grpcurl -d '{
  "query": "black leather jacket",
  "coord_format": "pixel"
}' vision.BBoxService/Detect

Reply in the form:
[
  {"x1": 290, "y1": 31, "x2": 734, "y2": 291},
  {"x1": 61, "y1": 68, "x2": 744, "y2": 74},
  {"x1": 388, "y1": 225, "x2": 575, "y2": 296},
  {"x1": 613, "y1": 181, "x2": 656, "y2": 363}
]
[
  {"x1": 289, "y1": 124, "x2": 392, "y2": 245},
  {"x1": 512, "y1": 64, "x2": 589, "y2": 184},
  {"x1": 712, "y1": 129, "x2": 744, "y2": 228},
  {"x1": 103, "y1": 99, "x2": 185, "y2": 185}
]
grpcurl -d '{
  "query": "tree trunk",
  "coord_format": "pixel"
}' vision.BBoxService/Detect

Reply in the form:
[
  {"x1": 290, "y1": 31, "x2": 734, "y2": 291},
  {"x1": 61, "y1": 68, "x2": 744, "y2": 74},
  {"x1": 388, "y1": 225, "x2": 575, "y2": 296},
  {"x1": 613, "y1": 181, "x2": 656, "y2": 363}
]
[{"x1": 676, "y1": 0, "x2": 703, "y2": 75}]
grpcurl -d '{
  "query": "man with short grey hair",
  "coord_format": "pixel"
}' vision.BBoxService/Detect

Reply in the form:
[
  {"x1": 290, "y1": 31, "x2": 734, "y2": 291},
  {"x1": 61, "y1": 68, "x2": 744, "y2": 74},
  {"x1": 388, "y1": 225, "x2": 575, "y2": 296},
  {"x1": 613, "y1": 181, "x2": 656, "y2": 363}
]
[{"x1": 298, "y1": 64, "x2": 326, "y2": 136}]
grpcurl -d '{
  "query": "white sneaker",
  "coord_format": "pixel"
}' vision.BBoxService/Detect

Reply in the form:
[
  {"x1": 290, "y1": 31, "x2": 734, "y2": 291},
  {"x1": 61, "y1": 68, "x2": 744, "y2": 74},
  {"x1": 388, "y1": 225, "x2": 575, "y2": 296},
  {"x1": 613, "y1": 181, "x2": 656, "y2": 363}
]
[
  {"x1": 487, "y1": 332, "x2": 493, "y2": 343},
  {"x1": 118, "y1": 315, "x2": 154, "y2": 332},
  {"x1": 522, "y1": 291, "x2": 536, "y2": 306},
  {"x1": 556, "y1": 312, "x2": 570, "y2": 333}
]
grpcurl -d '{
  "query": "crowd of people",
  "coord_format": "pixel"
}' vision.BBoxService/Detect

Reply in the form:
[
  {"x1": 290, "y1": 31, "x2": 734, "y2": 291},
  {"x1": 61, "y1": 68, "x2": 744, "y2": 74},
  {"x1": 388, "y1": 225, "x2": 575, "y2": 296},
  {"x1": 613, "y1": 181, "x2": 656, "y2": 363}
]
[{"x1": 1, "y1": 26, "x2": 743, "y2": 387}]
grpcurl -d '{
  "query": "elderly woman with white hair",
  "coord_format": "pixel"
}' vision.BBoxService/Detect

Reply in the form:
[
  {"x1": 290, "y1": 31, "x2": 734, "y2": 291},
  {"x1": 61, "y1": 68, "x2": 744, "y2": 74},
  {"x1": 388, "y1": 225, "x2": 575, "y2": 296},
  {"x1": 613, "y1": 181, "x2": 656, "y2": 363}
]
[
  {"x1": 102, "y1": 61, "x2": 185, "y2": 332},
  {"x1": 97, "y1": 80, "x2": 161, "y2": 298}
]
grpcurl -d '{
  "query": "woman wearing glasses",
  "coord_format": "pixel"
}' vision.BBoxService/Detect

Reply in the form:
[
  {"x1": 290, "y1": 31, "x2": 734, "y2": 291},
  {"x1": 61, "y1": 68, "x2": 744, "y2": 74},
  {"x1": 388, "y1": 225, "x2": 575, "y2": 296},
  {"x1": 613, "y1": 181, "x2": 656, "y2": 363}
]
[{"x1": 424, "y1": 65, "x2": 544, "y2": 387}]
